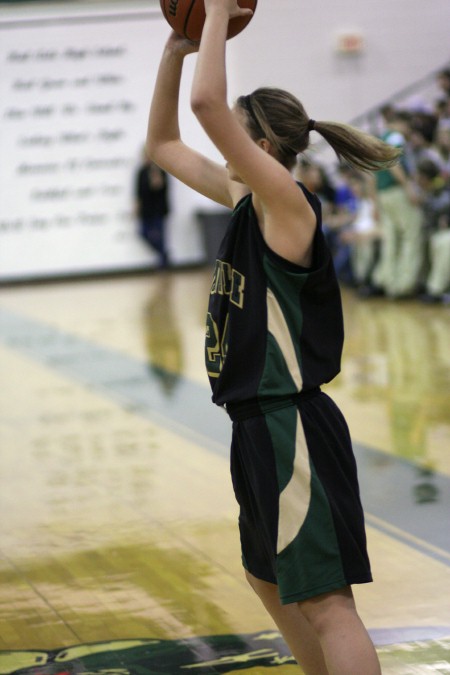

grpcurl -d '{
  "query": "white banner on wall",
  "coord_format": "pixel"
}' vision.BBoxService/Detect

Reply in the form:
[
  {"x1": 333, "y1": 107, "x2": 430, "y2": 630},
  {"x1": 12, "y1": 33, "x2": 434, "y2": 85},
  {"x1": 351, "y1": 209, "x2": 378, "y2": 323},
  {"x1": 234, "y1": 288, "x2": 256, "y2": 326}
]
[{"x1": 0, "y1": 6, "x2": 207, "y2": 282}]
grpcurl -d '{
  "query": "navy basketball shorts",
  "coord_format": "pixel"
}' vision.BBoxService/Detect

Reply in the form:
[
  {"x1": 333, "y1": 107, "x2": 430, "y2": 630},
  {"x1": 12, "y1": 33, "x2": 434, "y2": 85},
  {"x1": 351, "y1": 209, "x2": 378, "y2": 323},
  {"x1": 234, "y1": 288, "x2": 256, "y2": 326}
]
[{"x1": 228, "y1": 390, "x2": 373, "y2": 604}]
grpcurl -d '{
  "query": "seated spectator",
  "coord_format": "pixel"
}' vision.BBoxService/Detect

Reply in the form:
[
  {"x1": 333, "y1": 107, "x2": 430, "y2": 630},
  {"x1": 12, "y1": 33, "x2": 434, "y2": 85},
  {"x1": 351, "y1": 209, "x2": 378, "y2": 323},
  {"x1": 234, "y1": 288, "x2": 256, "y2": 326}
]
[
  {"x1": 435, "y1": 119, "x2": 450, "y2": 181},
  {"x1": 437, "y1": 68, "x2": 450, "y2": 99},
  {"x1": 408, "y1": 115, "x2": 442, "y2": 174},
  {"x1": 339, "y1": 172, "x2": 381, "y2": 289},
  {"x1": 380, "y1": 104, "x2": 397, "y2": 126},
  {"x1": 296, "y1": 159, "x2": 359, "y2": 283},
  {"x1": 371, "y1": 110, "x2": 425, "y2": 298},
  {"x1": 435, "y1": 97, "x2": 450, "y2": 122},
  {"x1": 434, "y1": 68, "x2": 450, "y2": 121},
  {"x1": 326, "y1": 165, "x2": 360, "y2": 284},
  {"x1": 415, "y1": 159, "x2": 450, "y2": 303},
  {"x1": 296, "y1": 159, "x2": 336, "y2": 218}
]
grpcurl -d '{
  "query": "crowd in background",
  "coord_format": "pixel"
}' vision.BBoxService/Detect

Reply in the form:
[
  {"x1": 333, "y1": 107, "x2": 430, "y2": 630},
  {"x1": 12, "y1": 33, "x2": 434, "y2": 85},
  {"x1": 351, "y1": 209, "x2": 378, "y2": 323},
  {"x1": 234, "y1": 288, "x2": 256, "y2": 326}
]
[{"x1": 297, "y1": 68, "x2": 450, "y2": 305}]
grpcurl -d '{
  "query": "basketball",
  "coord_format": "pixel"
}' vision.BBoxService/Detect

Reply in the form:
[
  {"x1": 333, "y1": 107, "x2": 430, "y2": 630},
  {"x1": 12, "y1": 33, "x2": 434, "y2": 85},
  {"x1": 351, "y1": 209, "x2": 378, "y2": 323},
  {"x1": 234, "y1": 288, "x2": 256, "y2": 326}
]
[{"x1": 160, "y1": 0, "x2": 257, "y2": 42}]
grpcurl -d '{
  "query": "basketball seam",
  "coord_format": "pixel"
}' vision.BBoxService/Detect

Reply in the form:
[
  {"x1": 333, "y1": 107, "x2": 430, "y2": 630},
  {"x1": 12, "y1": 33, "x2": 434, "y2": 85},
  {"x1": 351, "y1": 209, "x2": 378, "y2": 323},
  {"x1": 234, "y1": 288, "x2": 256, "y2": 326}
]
[{"x1": 184, "y1": 0, "x2": 198, "y2": 41}]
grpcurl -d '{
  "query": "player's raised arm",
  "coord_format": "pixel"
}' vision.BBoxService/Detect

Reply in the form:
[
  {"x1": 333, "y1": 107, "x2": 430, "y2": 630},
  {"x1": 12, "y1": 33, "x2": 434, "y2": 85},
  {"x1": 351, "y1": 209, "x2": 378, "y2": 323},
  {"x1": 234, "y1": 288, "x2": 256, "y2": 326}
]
[
  {"x1": 190, "y1": 0, "x2": 317, "y2": 264},
  {"x1": 146, "y1": 32, "x2": 235, "y2": 208}
]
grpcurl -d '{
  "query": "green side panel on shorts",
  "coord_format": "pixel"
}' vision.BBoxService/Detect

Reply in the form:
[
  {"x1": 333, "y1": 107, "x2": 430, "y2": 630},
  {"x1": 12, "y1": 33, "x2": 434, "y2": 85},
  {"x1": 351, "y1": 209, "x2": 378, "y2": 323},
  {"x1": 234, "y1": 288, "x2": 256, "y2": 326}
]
[{"x1": 276, "y1": 459, "x2": 346, "y2": 602}]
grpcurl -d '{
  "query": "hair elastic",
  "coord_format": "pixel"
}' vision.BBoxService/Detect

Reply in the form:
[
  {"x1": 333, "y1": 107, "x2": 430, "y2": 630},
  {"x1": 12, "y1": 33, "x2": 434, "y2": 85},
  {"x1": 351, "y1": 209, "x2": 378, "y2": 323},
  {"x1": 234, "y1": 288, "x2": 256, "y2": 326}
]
[{"x1": 308, "y1": 119, "x2": 316, "y2": 132}]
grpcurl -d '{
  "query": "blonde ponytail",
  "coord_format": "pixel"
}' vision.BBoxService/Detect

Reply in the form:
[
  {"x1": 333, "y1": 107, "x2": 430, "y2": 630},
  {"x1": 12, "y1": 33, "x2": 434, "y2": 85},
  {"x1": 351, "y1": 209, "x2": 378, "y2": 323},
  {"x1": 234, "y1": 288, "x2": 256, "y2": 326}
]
[
  {"x1": 238, "y1": 88, "x2": 401, "y2": 172},
  {"x1": 313, "y1": 120, "x2": 401, "y2": 172}
]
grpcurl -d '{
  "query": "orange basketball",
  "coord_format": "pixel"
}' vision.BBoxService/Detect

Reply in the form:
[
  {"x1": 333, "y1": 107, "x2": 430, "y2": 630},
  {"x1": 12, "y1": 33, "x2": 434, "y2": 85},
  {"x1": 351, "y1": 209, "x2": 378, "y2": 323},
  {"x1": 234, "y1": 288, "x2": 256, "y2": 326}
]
[{"x1": 160, "y1": 0, "x2": 257, "y2": 42}]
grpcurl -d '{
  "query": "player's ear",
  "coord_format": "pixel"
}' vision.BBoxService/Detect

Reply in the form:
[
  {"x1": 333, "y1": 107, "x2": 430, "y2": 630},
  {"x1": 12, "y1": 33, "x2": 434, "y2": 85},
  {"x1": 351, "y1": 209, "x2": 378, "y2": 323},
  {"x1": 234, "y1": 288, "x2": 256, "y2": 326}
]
[{"x1": 257, "y1": 138, "x2": 272, "y2": 154}]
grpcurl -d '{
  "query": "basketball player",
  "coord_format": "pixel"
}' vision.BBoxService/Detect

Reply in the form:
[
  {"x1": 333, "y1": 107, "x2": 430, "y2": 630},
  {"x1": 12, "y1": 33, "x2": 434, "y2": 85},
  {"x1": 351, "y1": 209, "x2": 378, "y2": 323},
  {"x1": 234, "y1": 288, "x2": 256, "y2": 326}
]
[{"x1": 147, "y1": 2, "x2": 399, "y2": 673}]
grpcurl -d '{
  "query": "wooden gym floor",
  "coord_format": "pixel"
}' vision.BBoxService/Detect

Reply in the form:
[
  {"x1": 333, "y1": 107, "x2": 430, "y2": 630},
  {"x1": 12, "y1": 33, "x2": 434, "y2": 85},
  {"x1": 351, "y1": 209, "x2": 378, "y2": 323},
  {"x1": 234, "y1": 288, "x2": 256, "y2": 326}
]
[{"x1": 0, "y1": 267, "x2": 449, "y2": 674}]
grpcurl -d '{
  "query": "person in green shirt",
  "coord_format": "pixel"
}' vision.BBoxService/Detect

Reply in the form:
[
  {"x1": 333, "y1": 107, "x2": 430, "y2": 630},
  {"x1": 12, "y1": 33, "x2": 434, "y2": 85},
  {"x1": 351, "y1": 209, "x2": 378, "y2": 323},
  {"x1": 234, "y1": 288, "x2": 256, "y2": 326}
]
[{"x1": 371, "y1": 111, "x2": 425, "y2": 298}]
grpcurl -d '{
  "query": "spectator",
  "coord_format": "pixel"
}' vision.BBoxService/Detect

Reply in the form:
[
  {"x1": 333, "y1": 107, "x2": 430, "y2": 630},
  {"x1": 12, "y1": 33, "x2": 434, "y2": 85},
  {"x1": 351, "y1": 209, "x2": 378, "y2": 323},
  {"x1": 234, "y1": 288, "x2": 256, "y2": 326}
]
[
  {"x1": 135, "y1": 148, "x2": 171, "y2": 268},
  {"x1": 435, "y1": 119, "x2": 450, "y2": 181},
  {"x1": 408, "y1": 115, "x2": 442, "y2": 175},
  {"x1": 415, "y1": 159, "x2": 450, "y2": 303},
  {"x1": 340, "y1": 172, "x2": 380, "y2": 289},
  {"x1": 436, "y1": 68, "x2": 450, "y2": 99},
  {"x1": 434, "y1": 97, "x2": 450, "y2": 122},
  {"x1": 371, "y1": 110, "x2": 425, "y2": 298},
  {"x1": 379, "y1": 104, "x2": 397, "y2": 126},
  {"x1": 327, "y1": 165, "x2": 359, "y2": 285},
  {"x1": 295, "y1": 159, "x2": 336, "y2": 220},
  {"x1": 434, "y1": 68, "x2": 450, "y2": 122},
  {"x1": 296, "y1": 160, "x2": 358, "y2": 282}
]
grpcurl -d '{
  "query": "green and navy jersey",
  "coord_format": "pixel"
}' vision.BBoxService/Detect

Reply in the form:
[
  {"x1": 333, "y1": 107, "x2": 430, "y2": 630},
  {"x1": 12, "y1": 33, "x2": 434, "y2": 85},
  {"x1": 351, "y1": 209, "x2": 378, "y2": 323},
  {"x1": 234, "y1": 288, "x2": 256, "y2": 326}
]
[{"x1": 205, "y1": 182, "x2": 344, "y2": 406}]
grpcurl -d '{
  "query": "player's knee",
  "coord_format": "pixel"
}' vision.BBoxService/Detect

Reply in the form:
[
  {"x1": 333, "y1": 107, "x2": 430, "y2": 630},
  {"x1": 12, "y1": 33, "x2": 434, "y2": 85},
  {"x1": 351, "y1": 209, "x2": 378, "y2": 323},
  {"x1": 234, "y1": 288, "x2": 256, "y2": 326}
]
[{"x1": 298, "y1": 587, "x2": 355, "y2": 637}]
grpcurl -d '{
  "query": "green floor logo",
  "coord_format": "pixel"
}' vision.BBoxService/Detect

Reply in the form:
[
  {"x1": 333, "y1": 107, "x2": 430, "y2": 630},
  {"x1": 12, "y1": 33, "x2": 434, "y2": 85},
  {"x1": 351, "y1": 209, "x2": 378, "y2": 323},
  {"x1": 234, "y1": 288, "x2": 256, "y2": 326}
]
[
  {"x1": 0, "y1": 632, "x2": 295, "y2": 675},
  {"x1": 2, "y1": 630, "x2": 449, "y2": 674}
]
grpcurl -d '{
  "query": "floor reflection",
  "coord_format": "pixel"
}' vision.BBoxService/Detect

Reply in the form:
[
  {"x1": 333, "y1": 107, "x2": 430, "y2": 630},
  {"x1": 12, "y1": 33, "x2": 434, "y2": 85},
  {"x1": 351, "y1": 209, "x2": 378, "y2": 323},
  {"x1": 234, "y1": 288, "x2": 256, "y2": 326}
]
[
  {"x1": 142, "y1": 273, "x2": 184, "y2": 397},
  {"x1": 331, "y1": 290, "x2": 450, "y2": 476}
]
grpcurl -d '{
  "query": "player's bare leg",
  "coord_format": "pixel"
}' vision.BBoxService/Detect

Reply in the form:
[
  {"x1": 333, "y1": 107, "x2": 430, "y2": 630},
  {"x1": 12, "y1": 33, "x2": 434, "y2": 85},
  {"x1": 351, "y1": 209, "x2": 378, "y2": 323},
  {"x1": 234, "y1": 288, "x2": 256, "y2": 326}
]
[
  {"x1": 245, "y1": 571, "x2": 329, "y2": 675},
  {"x1": 299, "y1": 586, "x2": 381, "y2": 675}
]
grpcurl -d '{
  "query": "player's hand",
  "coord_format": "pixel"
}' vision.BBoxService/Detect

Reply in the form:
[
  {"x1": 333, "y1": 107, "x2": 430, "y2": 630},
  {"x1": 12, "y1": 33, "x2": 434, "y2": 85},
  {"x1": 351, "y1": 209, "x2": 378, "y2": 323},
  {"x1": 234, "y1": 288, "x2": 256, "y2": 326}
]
[{"x1": 165, "y1": 31, "x2": 199, "y2": 56}]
